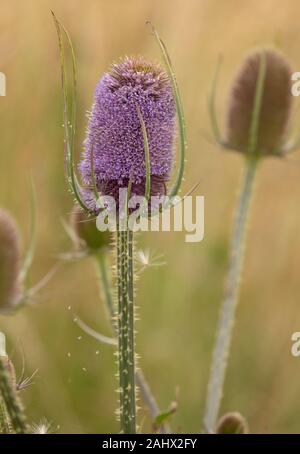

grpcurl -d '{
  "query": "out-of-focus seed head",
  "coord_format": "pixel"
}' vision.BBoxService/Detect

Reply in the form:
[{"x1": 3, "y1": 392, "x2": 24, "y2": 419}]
[
  {"x1": 71, "y1": 205, "x2": 111, "y2": 252},
  {"x1": 216, "y1": 412, "x2": 249, "y2": 434},
  {"x1": 225, "y1": 49, "x2": 293, "y2": 156},
  {"x1": 0, "y1": 210, "x2": 22, "y2": 313},
  {"x1": 79, "y1": 56, "x2": 176, "y2": 211}
]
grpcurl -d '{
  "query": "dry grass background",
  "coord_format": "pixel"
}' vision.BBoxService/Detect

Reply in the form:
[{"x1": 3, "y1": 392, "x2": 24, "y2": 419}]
[{"x1": 1, "y1": 0, "x2": 300, "y2": 433}]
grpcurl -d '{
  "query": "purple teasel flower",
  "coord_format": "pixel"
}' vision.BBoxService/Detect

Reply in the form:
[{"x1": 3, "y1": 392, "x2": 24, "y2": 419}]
[{"x1": 79, "y1": 56, "x2": 177, "y2": 212}]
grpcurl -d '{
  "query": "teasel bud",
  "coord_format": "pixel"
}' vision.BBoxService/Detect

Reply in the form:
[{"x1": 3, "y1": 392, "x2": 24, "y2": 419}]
[
  {"x1": 79, "y1": 56, "x2": 176, "y2": 211},
  {"x1": 225, "y1": 49, "x2": 293, "y2": 156},
  {"x1": 70, "y1": 205, "x2": 111, "y2": 252},
  {"x1": 216, "y1": 412, "x2": 249, "y2": 434},
  {"x1": 0, "y1": 210, "x2": 22, "y2": 313}
]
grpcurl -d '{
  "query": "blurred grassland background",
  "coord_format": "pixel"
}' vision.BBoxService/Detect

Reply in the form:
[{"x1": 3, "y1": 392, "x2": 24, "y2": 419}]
[{"x1": 1, "y1": 0, "x2": 300, "y2": 434}]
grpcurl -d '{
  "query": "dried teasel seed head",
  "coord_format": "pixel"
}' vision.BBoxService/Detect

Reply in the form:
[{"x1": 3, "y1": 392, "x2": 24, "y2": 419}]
[
  {"x1": 216, "y1": 412, "x2": 249, "y2": 434},
  {"x1": 70, "y1": 205, "x2": 111, "y2": 252},
  {"x1": 0, "y1": 210, "x2": 22, "y2": 313},
  {"x1": 226, "y1": 49, "x2": 293, "y2": 156}
]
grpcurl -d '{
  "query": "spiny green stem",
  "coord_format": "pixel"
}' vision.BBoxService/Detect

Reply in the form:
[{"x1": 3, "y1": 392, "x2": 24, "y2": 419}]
[
  {"x1": 117, "y1": 227, "x2": 136, "y2": 433},
  {"x1": 128, "y1": 230, "x2": 134, "y2": 312},
  {"x1": 0, "y1": 397, "x2": 12, "y2": 433},
  {"x1": 95, "y1": 250, "x2": 168, "y2": 433},
  {"x1": 0, "y1": 356, "x2": 27, "y2": 434},
  {"x1": 203, "y1": 157, "x2": 259, "y2": 433}
]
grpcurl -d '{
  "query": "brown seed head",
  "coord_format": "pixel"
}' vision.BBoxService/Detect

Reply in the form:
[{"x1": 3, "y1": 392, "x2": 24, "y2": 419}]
[
  {"x1": 226, "y1": 49, "x2": 293, "y2": 156},
  {"x1": 216, "y1": 411, "x2": 249, "y2": 434}
]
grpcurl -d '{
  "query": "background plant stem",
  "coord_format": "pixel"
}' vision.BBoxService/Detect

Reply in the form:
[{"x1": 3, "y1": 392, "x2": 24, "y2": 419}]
[
  {"x1": 95, "y1": 253, "x2": 115, "y2": 325},
  {"x1": 203, "y1": 156, "x2": 259, "y2": 432},
  {"x1": 0, "y1": 397, "x2": 12, "y2": 433}
]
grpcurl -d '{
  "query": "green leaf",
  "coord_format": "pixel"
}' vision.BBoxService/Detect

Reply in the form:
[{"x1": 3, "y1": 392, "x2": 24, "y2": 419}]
[{"x1": 154, "y1": 402, "x2": 177, "y2": 426}]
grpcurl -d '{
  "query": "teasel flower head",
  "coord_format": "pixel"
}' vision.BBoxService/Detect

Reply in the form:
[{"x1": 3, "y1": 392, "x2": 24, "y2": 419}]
[
  {"x1": 79, "y1": 56, "x2": 176, "y2": 211},
  {"x1": 216, "y1": 412, "x2": 249, "y2": 434},
  {"x1": 212, "y1": 49, "x2": 295, "y2": 157},
  {"x1": 70, "y1": 205, "x2": 111, "y2": 252},
  {"x1": 0, "y1": 210, "x2": 22, "y2": 313}
]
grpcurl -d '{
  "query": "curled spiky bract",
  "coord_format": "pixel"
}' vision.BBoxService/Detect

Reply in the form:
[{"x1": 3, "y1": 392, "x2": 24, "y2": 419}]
[
  {"x1": 226, "y1": 49, "x2": 292, "y2": 156},
  {"x1": 0, "y1": 210, "x2": 22, "y2": 313}
]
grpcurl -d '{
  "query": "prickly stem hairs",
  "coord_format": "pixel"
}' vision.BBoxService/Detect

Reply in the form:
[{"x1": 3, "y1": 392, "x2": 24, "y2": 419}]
[
  {"x1": 73, "y1": 213, "x2": 169, "y2": 432},
  {"x1": 115, "y1": 227, "x2": 135, "y2": 432},
  {"x1": 71, "y1": 206, "x2": 168, "y2": 431},
  {"x1": 204, "y1": 49, "x2": 293, "y2": 432},
  {"x1": 0, "y1": 354, "x2": 27, "y2": 434}
]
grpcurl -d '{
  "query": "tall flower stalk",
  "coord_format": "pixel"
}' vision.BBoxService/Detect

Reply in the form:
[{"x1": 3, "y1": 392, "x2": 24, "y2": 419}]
[
  {"x1": 204, "y1": 49, "x2": 294, "y2": 432},
  {"x1": 0, "y1": 355, "x2": 27, "y2": 434},
  {"x1": 116, "y1": 228, "x2": 136, "y2": 432},
  {"x1": 204, "y1": 156, "x2": 258, "y2": 431},
  {"x1": 70, "y1": 206, "x2": 169, "y2": 432},
  {"x1": 53, "y1": 14, "x2": 186, "y2": 434},
  {"x1": 0, "y1": 335, "x2": 27, "y2": 434}
]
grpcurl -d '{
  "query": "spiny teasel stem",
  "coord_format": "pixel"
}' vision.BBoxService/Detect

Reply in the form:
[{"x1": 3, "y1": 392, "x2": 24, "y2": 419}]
[
  {"x1": 0, "y1": 397, "x2": 12, "y2": 433},
  {"x1": 117, "y1": 227, "x2": 136, "y2": 433},
  {"x1": 95, "y1": 248, "x2": 168, "y2": 433},
  {"x1": 128, "y1": 230, "x2": 134, "y2": 316},
  {"x1": 203, "y1": 156, "x2": 259, "y2": 433},
  {"x1": 0, "y1": 356, "x2": 27, "y2": 434}
]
